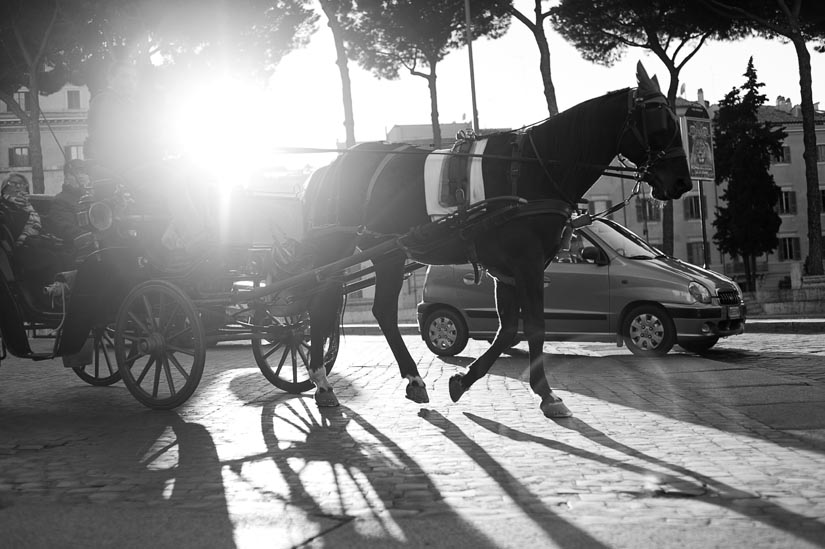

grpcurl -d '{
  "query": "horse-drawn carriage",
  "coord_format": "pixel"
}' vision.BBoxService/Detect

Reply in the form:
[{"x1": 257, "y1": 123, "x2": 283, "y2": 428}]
[{"x1": 1, "y1": 63, "x2": 694, "y2": 417}]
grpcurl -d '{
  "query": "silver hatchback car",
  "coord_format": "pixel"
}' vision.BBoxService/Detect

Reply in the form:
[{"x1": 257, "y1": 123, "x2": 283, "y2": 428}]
[{"x1": 417, "y1": 218, "x2": 746, "y2": 357}]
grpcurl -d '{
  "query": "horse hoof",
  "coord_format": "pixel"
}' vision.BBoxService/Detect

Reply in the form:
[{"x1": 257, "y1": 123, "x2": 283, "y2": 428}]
[
  {"x1": 405, "y1": 383, "x2": 429, "y2": 404},
  {"x1": 314, "y1": 388, "x2": 339, "y2": 407},
  {"x1": 449, "y1": 374, "x2": 466, "y2": 403},
  {"x1": 540, "y1": 395, "x2": 572, "y2": 418}
]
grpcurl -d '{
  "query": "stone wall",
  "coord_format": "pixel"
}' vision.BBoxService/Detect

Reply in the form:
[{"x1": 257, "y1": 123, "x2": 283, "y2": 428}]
[{"x1": 745, "y1": 278, "x2": 825, "y2": 316}]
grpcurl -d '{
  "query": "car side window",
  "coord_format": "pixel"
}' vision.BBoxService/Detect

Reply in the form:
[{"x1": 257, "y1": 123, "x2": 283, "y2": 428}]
[{"x1": 553, "y1": 231, "x2": 595, "y2": 264}]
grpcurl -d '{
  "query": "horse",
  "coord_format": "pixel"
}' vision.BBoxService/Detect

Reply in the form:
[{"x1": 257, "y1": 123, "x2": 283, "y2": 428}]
[{"x1": 300, "y1": 62, "x2": 692, "y2": 418}]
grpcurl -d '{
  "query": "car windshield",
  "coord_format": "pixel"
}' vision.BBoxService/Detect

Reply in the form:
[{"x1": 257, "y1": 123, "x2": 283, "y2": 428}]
[{"x1": 586, "y1": 219, "x2": 664, "y2": 259}]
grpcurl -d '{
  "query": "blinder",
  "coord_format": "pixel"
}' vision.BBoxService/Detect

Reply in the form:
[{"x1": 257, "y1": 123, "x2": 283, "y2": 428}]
[{"x1": 623, "y1": 90, "x2": 683, "y2": 173}]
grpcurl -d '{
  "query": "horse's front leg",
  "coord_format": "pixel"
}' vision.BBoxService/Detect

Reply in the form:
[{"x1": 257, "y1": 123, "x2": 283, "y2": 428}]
[
  {"x1": 449, "y1": 278, "x2": 519, "y2": 402},
  {"x1": 307, "y1": 281, "x2": 343, "y2": 407},
  {"x1": 372, "y1": 254, "x2": 429, "y2": 403},
  {"x1": 520, "y1": 268, "x2": 572, "y2": 418}
]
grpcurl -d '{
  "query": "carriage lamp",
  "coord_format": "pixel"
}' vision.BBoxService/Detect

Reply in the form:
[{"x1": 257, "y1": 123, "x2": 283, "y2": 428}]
[
  {"x1": 688, "y1": 281, "x2": 712, "y2": 304},
  {"x1": 88, "y1": 201, "x2": 114, "y2": 231}
]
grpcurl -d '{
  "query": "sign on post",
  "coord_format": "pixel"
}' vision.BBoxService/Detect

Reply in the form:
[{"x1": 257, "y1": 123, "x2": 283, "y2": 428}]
[{"x1": 682, "y1": 117, "x2": 715, "y2": 181}]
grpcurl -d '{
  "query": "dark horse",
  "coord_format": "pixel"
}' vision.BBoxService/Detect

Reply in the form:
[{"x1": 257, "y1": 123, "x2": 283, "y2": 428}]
[{"x1": 301, "y1": 63, "x2": 692, "y2": 418}]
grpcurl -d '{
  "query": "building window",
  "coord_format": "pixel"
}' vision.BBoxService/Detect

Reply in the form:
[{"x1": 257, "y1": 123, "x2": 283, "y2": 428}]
[
  {"x1": 773, "y1": 145, "x2": 791, "y2": 164},
  {"x1": 9, "y1": 146, "x2": 29, "y2": 167},
  {"x1": 820, "y1": 188, "x2": 825, "y2": 211},
  {"x1": 635, "y1": 198, "x2": 661, "y2": 222},
  {"x1": 686, "y1": 241, "x2": 708, "y2": 266},
  {"x1": 587, "y1": 198, "x2": 613, "y2": 219},
  {"x1": 67, "y1": 89, "x2": 81, "y2": 110},
  {"x1": 13, "y1": 91, "x2": 30, "y2": 111},
  {"x1": 778, "y1": 237, "x2": 801, "y2": 261},
  {"x1": 818, "y1": 144, "x2": 825, "y2": 163},
  {"x1": 65, "y1": 145, "x2": 84, "y2": 160},
  {"x1": 778, "y1": 189, "x2": 797, "y2": 215},
  {"x1": 683, "y1": 195, "x2": 706, "y2": 220}
]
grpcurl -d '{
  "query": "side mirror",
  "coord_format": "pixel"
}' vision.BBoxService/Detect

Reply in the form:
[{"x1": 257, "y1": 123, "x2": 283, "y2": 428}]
[{"x1": 582, "y1": 246, "x2": 608, "y2": 265}]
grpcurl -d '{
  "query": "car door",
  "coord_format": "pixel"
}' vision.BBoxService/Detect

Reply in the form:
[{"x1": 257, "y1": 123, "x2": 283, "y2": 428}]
[{"x1": 543, "y1": 232, "x2": 611, "y2": 338}]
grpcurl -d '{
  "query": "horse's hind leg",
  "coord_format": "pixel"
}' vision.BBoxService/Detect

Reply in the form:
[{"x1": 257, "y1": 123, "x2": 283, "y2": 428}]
[
  {"x1": 308, "y1": 281, "x2": 343, "y2": 407},
  {"x1": 519, "y1": 268, "x2": 572, "y2": 418},
  {"x1": 372, "y1": 253, "x2": 429, "y2": 403},
  {"x1": 449, "y1": 279, "x2": 519, "y2": 402}
]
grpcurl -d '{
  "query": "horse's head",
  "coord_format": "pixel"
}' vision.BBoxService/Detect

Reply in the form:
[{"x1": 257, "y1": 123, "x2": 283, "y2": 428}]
[{"x1": 619, "y1": 63, "x2": 693, "y2": 201}]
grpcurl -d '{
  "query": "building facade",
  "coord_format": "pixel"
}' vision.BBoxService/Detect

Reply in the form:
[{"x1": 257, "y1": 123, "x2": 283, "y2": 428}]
[{"x1": 0, "y1": 85, "x2": 91, "y2": 194}]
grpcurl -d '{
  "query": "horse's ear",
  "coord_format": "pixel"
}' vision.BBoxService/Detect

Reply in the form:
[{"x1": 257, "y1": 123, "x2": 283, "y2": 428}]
[
  {"x1": 636, "y1": 61, "x2": 656, "y2": 93},
  {"x1": 652, "y1": 74, "x2": 661, "y2": 90}
]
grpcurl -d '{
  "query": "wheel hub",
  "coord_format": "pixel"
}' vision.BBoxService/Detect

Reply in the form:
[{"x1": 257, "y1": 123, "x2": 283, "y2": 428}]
[{"x1": 139, "y1": 332, "x2": 165, "y2": 354}]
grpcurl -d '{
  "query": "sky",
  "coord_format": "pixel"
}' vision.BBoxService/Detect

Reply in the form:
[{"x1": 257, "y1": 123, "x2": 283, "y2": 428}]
[{"x1": 172, "y1": 1, "x2": 825, "y2": 175}]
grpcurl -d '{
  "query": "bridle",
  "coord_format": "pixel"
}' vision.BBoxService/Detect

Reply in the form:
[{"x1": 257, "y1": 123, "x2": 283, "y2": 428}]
[{"x1": 619, "y1": 88, "x2": 686, "y2": 179}]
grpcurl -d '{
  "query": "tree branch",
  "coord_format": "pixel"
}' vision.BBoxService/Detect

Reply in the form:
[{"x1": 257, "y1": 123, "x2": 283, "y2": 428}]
[
  {"x1": 675, "y1": 32, "x2": 712, "y2": 71},
  {"x1": 507, "y1": 7, "x2": 536, "y2": 32}
]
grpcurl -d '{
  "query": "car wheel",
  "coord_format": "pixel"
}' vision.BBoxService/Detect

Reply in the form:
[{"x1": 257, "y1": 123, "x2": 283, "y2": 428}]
[
  {"x1": 679, "y1": 336, "x2": 719, "y2": 354},
  {"x1": 423, "y1": 308, "x2": 468, "y2": 357},
  {"x1": 622, "y1": 305, "x2": 675, "y2": 357}
]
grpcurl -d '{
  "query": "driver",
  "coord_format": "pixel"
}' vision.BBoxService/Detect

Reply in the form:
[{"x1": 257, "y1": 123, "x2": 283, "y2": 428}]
[{"x1": 85, "y1": 61, "x2": 211, "y2": 257}]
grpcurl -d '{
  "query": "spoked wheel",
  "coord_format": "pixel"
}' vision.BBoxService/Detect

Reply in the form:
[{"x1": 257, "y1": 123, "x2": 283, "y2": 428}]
[
  {"x1": 72, "y1": 325, "x2": 122, "y2": 386},
  {"x1": 252, "y1": 306, "x2": 340, "y2": 394},
  {"x1": 114, "y1": 280, "x2": 206, "y2": 409}
]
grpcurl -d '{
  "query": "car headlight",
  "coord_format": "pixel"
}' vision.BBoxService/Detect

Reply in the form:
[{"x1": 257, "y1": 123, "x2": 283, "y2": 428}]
[{"x1": 688, "y1": 281, "x2": 712, "y2": 304}]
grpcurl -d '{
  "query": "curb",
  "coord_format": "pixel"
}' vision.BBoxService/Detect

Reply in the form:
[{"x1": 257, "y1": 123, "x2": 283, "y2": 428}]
[{"x1": 343, "y1": 320, "x2": 825, "y2": 337}]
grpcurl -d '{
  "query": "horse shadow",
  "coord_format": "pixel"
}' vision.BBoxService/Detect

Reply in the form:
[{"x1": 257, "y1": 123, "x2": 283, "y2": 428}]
[
  {"x1": 418, "y1": 408, "x2": 611, "y2": 549},
  {"x1": 464, "y1": 411, "x2": 825, "y2": 548}
]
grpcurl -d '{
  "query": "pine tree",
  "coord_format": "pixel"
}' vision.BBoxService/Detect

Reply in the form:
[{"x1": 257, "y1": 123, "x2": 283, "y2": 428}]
[{"x1": 712, "y1": 58, "x2": 786, "y2": 291}]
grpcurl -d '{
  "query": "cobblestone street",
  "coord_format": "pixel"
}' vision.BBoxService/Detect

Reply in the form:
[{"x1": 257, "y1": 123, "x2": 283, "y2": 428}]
[{"x1": 1, "y1": 332, "x2": 825, "y2": 548}]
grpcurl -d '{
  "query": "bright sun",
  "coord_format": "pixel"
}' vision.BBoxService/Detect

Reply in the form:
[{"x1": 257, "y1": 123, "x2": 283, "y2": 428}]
[{"x1": 164, "y1": 75, "x2": 281, "y2": 185}]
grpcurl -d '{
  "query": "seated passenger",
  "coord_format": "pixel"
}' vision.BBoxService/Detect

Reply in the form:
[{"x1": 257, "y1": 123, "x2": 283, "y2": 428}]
[
  {"x1": 1, "y1": 173, "x2": 71, "y2": 296},
  {"x1": 1, "y1": 172, "x2": 42, "y2": 249},
  {"x1": 46, "y1": 160, "x2": 96, "y2": 261}
]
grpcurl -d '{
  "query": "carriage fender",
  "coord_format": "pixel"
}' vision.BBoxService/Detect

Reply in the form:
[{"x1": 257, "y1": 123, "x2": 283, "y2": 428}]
[{"x1": 56, "y1": 246, "x2": 149, "y2": 356}]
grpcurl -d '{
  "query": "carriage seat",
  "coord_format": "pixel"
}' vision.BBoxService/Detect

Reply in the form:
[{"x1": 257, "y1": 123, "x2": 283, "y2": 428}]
[{"x1": 424, "y1": 139, "x2": 487, "y2": 220}]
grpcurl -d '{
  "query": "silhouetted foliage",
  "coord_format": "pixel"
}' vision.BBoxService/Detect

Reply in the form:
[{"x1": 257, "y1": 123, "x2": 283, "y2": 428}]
[{"x1": 344, "y1": 0, "x2": 511, "y2": 147}]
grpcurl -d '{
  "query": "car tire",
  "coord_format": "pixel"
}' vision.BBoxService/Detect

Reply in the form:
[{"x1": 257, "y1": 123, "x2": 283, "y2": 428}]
[
  {"x1": 622, "y1": 304, "x2": 675, "y2": 357},
  {"x1": 679, "y1": 337, "x2": 719, "y2": 354},
  {"x1": 423, "y1": 308, "x2": 469, "y2": 357}
]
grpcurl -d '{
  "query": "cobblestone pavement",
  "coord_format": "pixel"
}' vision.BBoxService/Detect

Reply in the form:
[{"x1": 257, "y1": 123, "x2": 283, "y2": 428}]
[{"x1": 1, "y1": 332, "x2": 825, "y2": 548}]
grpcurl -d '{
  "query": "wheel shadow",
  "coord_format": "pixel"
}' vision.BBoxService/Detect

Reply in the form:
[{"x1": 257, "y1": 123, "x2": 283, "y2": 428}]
[
  {"x1": 464, "y1": 411, "x2": 825, "y2": 548},
  {"x1": 217, "y1": 395, "x2": 504, "y2": 548}
]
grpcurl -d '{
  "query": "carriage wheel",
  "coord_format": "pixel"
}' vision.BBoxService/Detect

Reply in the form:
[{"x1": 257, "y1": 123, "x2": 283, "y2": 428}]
[
  {"x1": 114, "y1": 280, "x2": 205, "y2": 409},
  {"x1": 251, "y1": 307, "x2": 340, "y2": 394},
  {"x1": 71, "y1": 325, "x2": 122, "y2": 386}
]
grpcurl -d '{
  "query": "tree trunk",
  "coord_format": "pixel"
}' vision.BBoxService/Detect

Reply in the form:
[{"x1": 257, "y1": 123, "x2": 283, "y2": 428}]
[
  {"x1": 743, "y1": 254, "x2": 754, "y2": 292},
  {"x1": 320, "y1": 1, "x2": 356, "y2": 147},
  {"x1": 27, "y1": 72, "x2": 45, "y2": 194},
  {"x1": 427, "y1": 66, "x2": 441, "y2": 148},
  {"x1": 660, "y1": 71, "x2": 681, "y2": 257},
  {"x1": 532, "y1": 14, "x2": 558, "y2": 116},
  {"x1": 791, "y1": 36, "x2": 823, "y2": 275}
]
